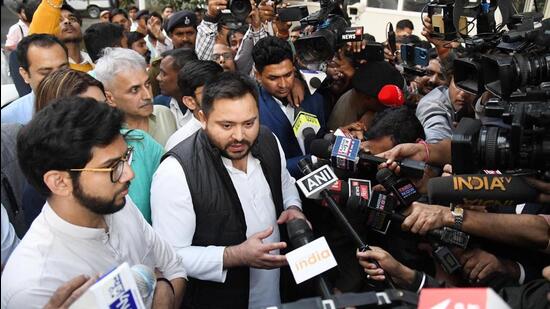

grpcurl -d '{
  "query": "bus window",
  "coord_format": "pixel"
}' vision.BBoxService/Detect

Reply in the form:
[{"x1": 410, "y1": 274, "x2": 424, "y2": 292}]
[{"x1": 367, "y1": 0, "x2": 398, "y2": 10}]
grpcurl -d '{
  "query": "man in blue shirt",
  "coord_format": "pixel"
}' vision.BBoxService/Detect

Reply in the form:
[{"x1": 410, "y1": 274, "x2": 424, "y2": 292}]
[
  {"x1": 252, "y1": 36, "x2": 326, "y2": 177},
  {"x1": 1, "y1": 34, "x2": 69, "y2": 125}
]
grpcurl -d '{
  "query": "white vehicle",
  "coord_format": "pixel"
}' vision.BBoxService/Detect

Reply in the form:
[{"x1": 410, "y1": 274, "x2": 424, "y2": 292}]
[
  {"x1": 288, "y1": 0, "x2": 550, "y2": 42},
  {"x1": 65, "y1": 0, "x2": 112, "y2": 18}
]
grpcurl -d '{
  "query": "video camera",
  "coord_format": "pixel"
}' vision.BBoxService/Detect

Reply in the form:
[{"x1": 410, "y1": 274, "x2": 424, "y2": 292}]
[
  {"x1": 227, "y1": 0, "x2": 282, "y2": 21},
  {"x1": 452, "y1": 91, "x2": 550, "y2": 178},
  {"x1": 454, "y1": 14, "x2": 549, "y2": 98},
  {"x1": 425, "y1": 0, "x2": 498, "y2": 41},
  {"x1": 293, "y1": 0, "x2": 366, "y2": 64}
]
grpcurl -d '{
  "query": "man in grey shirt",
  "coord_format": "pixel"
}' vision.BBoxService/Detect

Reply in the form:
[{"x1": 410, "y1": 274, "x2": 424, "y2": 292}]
[{"x1": 415, "y1": 68, "x2": 476, "y2": 143}]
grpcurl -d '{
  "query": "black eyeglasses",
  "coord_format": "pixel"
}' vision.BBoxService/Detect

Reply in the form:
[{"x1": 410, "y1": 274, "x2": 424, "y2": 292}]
[{"x1": 69, "y1": 147, "x2": 134, "y2": 183}]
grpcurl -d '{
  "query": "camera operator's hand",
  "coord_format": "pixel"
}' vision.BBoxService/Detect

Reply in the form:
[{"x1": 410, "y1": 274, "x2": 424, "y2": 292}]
[
  {"x1": 378, "y1": 139, "x2": 452, "y2": 166},
  {"x1": 346, "y1": 40, "x2": 367, "y2": 54},
  {"x1": 207, "y1": 0, "x2": 227, "y2": 17},
  {"x1": 383, "y1": 45, "x2": 397, "y2": 63},
  {"x1": 44, "y1": 274, "x2": 97, "y2": 309},
  {"x1": 458, "y1": 248, "x2": 519, "y2": 283},
  {"x1": 339, "y1": 121, "x2": 366, "y2": 140},
  {"x1": 378, "y1": 143, "x2": 427, "y2": 176},
  {"x1": 223, "y1": 226, "x2": 288, "y2": 269},
  {"x1": 421, "y1": 16, "x2": 460, "y2": 55},
  {"x1": 287, "y1": 77, "x2": 305, "y2": 108},
  {"x1": 257, "y1": 0, "x2": 275, "y2": 23},
  {"x1": 402, "y1": 202, "x2": 453, "y2": 235},
  {"x1": 357, "y1": 246, "x2": 416, "y2": 287},
  {"x1": 147, "y1": 15, "x2": 166, "y2": 43}
]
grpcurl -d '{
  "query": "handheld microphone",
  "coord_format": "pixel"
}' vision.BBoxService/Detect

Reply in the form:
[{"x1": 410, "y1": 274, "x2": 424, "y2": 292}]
[
  {"x1": 293, "y1": 111, "x2": 321, "y2": 155},
  {"x1": 363, "y1": 192, "x2": 469, "y2": 249},
  {"x1": 375, "y1": 168, "x2": 421, "y2": 208},
  {"x1": 299, "y1": 69, "x2": 327, "y2": 95},
  {"x1": 427, "y1": 175, "x2": 539, "y2": 206},
  {"x1": 375, "y1": 169, "x2": 463, "y2": 274},
  {"x1": 377, "y1": 84, "x2": 405, "y2": 107},
  {"x1": 70, "y1": 263, "x2": 152, "y2": 309},
  {"x1": 287, "y1": 219, "x2": 332, "y2": 300},
  {"x1": 131, "y1": 264, "x2": 156, "y2": 307},
  {"x1": 297, "y1": 159, "x2": 396, "y2": 289},
  {"x1": 310, "y1": 138, "x2": 426, "y2": 179}
]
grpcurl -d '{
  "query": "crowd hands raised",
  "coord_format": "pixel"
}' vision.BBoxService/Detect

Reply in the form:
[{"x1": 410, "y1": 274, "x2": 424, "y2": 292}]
[{"x1": 1, "y1": 0, "x2": 549, "y2": 308}]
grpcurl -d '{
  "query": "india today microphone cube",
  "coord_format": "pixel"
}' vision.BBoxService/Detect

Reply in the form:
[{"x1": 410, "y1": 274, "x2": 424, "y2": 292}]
[
  {"x1": 330, "y1": 136, "x2": 361, "y2": 170},
  {"x1": 418, "y1": 288, "x2": 510, "y2": 309},
  {"x1": 70, "y1": 263, "x2": 146, "y2": 309}
]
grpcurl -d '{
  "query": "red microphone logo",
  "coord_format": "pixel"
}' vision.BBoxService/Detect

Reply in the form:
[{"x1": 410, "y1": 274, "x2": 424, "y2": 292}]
[{"x1": 378, "y1": 84, "x2": 405, "y2": 107}]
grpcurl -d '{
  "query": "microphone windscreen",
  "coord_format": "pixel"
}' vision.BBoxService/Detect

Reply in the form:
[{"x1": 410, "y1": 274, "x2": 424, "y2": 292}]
[
  {"x1": 310, "y1": 139, "x2": 332, "y2": 159},
  {"x1": 378, "y1": 84, "x2": 405, "y2": 107},
  {"x1": 287, "y1": 218, "x2": 314, "y2": 247},
  {"x1": 427, "y1": 175, "x2": 539, "y2": 206},
  {"x1": 131, "y1": 264, "x2": 156, "y2": 303},
  {"x1": 376, "y1": 168, "x2": 394, "y2": 184},
  {"x1": 310, "y1": 77, "x2": 322, "y2": 89}
]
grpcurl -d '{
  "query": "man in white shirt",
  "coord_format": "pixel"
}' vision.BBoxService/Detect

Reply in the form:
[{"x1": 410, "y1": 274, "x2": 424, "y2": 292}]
[
  {"x1": 1, "y1": 97, "x2": 187, "y2": 308},
  {"x1": 151, "y1": 72, "x2": 307, "y2": 308},
  {"x1": 4, "y1": 3, "x2": 30, "y2": 52},
  {"x1": 157, "y1": 48, "x2": 197, "y2": 129},
  {"x1": 165, "y1": 59, "x2": 223, "y2": 150}
]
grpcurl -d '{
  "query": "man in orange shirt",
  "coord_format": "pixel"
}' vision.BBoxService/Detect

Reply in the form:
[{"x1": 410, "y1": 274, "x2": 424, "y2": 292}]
[{"x1": 28, "y1": 1, "x2": 93, "y2": 72}]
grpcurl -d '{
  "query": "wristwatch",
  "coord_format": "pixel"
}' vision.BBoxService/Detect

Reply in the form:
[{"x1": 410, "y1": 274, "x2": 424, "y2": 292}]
[{"x1": 450, "y1": 205, "x2": 464, "y2": 231}]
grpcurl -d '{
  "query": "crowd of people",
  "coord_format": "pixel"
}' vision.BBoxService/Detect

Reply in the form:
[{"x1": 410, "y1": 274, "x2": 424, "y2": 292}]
[{"x1": 1, "y1": 0, "x2": 549, "y2": 308}]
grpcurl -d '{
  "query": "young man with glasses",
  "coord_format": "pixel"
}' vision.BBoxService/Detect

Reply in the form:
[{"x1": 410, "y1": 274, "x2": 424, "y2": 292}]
[{"x1": 1, "y1": 97, "x2": 187, "y2": 308}]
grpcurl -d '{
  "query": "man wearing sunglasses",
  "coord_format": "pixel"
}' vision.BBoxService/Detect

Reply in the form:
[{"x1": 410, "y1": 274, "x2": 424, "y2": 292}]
[{"x1": 2, "y1": 97, "x2": 187, "y2": 308}]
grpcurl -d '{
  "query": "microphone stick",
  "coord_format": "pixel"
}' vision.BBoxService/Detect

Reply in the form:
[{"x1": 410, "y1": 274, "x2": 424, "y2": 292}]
[{"x1": 298, "y1": 159, "x2": 397, "y2": 289}]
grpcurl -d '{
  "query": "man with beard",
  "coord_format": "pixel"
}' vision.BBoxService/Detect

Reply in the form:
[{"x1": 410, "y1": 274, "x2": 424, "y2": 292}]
[
  {"x1": 28, "y1": 2, "x2": 93, "y2": 72},
  {"x1": 94, "y1": 47, "x2": 177, "y2": 146},
  {"x1": 151, "y1": 72, "x2": 306, "y2": 308},
  {"x1": 166, "y1": 11, "x2": 198, "y2": 49},
  {"x1": 1, "y1": 97, "x2": 187, "y2": 308}
]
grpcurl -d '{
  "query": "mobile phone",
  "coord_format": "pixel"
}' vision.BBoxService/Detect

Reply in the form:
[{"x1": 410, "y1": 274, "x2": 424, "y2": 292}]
[
  {"x1": 387, "y1": 23, "x2": 396, "y2": 54},
  {"x1": 360, "y1": 43, "x2": 385, "y2": 62},
  {"x1": 278, "y1": 5, "x2": 308, "y2": 22}
]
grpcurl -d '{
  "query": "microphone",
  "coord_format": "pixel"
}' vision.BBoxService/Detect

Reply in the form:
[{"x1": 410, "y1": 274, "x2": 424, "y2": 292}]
[
  {"x1": 377, "y1": 84, "x2": 405, "y2": 107},
  {"x1": 297, "y1": 159, "x2": 396, "y2": 289},
  {"x1": 131, "y1": 264, "x2": 156, "y2": 307},
  {"x1": 375, "y1": 169, "x2": 464, "y2": 274},
  {"x1": 287, "y1": 219, "x2": 332, "y2": 300},
  {"x1": 310, "y1": 138, "x2": 426, "y2": 178},
  {"x1": 70, "y1": 263, "x2": 153, "y2": 309},
  {"x1": 299, "y1": 69, "x2": 327, "y2": 95},
  {"x1": 323, "y1": 179, "x2": 349, "y2": 207},
  {"x1": 293, "y1": 111, "x2": 321, "y2": 155},
  {"x1": 361, "y1": 192, "x2": 469, "y2": 249},
  {"x1": 376, "y1": 168, "x2": 421, "y2": 208},
  {"x1": 427, "y1": 175, "x2": 539, "y2": 206}
]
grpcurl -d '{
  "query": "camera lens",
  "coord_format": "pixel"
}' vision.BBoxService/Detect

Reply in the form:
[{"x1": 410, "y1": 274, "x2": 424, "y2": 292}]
[
  {"x1": 478, "y1": 126, "x2": 511, "y2": 170},
  {"x1": 229, "y1": 0, "x2": 251, "y2": 21}
]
